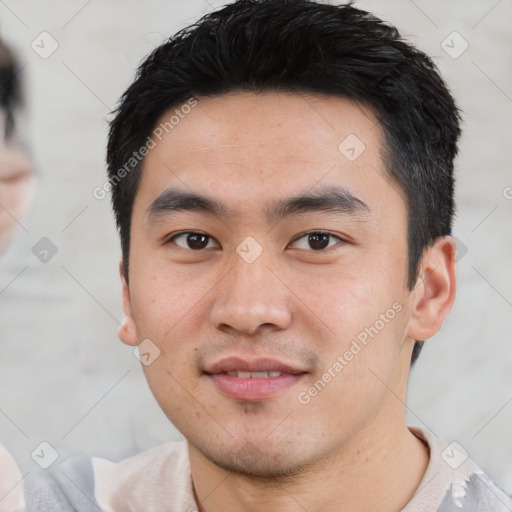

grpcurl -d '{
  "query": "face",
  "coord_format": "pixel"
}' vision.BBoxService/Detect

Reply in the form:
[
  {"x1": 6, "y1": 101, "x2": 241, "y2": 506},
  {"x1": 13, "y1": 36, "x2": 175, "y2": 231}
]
[
  {"x1": 121, "y1": 92, "x2": 453, "y2": 477},
  {"x1": 0, "y1": 111, "x2": 34, "y2": 254}
]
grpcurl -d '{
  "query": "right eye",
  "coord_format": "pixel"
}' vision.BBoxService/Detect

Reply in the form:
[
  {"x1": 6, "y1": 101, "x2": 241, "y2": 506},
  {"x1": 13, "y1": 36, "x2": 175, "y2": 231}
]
[{"x1": 168, "y1": 232, "x2": 220, "y2": 251}]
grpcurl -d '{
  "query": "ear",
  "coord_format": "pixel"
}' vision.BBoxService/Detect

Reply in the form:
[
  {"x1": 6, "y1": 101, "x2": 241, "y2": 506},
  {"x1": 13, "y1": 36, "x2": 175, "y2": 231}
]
[
  {"x1": 406, "y1": 236, "x2": 457, "y2": 341},
  {"x1": 119, "y1": 260, "x2": 139, "y2": 346}
]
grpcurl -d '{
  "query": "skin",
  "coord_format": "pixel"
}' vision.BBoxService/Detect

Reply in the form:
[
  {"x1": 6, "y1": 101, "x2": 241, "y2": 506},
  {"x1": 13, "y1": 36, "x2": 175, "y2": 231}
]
[
  {"x1": 0, "y1": 111, "x2": 34, "y2": 254},
  {"x1": 120, "y1": 92, "x2": 456, "y2": 512}
]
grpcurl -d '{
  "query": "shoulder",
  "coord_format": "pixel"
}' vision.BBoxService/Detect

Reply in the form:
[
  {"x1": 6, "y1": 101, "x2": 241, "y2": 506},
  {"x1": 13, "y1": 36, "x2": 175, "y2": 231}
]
[
  {"x1": 404, "y1": 426, "x2": 512, "y2": 512},
  {"x1": 437, "y1": 471, "x2": 512, "y2": 512},
  {"x1": 24, "y1": 441, "x2": 195, "y2": 512},
  {"x1": 24, "y1": 452, "x2": 97, "y2": 511},
  {"x1": 92, "y1": 441, "x2": 195, "y2": 511}
]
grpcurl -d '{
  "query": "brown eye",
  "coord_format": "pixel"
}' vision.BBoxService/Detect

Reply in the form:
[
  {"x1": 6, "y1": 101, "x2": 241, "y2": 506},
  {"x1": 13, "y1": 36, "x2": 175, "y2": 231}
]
[
  {"x1": 307, "y1": 233, "x2": 330, "y2": 250},
  {"x1": 290, "y1": 232, "x2": 342, "y2": 251},
  {"x1": 187, "y1": 233, "x2": 209, "y2": 249},
  {"x1": 171, "y1": 232, "x2": 218, "y2": 250}
]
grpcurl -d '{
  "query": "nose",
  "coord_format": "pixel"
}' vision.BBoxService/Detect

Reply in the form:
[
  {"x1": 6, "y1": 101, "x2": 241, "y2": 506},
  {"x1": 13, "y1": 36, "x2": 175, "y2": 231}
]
[{"x1": 209, "y1": 249, "x2": 293, "y2": 336}]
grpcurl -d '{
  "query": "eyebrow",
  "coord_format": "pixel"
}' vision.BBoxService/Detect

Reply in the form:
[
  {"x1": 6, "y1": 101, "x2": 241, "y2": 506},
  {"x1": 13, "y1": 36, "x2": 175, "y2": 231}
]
[
  {"x1": 146, "y1": 185, "x2": 370, "y2": 223},
  {"x1": 266, "y1": 185, "x2": 370, "y2": 223},
  {"x1": 147, "y1": 188, "x2": 230, "y2": 220}
]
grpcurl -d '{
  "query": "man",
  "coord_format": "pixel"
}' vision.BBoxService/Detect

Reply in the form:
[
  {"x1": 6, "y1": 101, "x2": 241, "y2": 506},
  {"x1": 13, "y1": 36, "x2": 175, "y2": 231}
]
[
  {"x1": 0, "y1": 35, "x2": 32, "y2": 511},
  {"x1": 30, "y1": 0, "x2": 512, "y2": 510}
]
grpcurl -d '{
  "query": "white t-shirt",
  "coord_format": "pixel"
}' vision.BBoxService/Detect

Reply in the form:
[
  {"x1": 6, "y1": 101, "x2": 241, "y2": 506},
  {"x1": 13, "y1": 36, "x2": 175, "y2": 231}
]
[{"x1": 23, "y1": 426, "x2": 512, "y2": 511}]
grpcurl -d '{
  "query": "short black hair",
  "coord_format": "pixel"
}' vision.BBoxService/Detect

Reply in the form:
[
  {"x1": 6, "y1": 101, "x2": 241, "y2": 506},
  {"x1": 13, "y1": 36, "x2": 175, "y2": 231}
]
[
  {"x1": 0, "y1": 36, "x2": 22, "y2": 139},
  {"x1": 107, "y1": 0, "x2": 462, "y2": 366}
]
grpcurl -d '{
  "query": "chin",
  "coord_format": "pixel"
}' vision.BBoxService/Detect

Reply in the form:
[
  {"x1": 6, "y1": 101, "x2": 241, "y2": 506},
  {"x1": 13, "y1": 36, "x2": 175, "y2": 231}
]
[{"x1": 193, "y1": 436, "x2": 318, "y2": 480}]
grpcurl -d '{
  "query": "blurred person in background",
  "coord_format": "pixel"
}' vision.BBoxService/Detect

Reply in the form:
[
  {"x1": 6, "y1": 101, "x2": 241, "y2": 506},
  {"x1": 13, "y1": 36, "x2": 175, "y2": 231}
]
[
  {"x1": 0, "y1": 34, "x2": 34, "y2": 256},
  {"x1": 0, "y1": 33, "x2": 33, "y2": 512}
]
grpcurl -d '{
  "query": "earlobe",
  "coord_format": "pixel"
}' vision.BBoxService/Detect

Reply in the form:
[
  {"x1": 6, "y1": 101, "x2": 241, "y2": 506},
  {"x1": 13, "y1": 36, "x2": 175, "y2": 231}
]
[
  {"x1": 406, "y1": 236, "x2": 457, "y2": 341},
  {"x1": 119, "y1": 260, "x2": 139, "y2": 347}
]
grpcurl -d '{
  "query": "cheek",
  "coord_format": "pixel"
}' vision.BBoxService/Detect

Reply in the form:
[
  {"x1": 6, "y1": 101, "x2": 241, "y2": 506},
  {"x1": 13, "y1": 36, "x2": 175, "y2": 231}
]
[
  {"x1": 303, "y1": 261, "x2": 409, "y2": 373},
  {"x1": 129, "y1": 258, "x2": 204, "y2": 326},
  {"x1": 299, "y1": 264, "x2": 383, "y2": 333},
  {"x1": 128, "y1": 259, "x2": 211, "y2": 366},
  {"x1": 140, "y1": 342, "x2": 204, "y2": 433}
]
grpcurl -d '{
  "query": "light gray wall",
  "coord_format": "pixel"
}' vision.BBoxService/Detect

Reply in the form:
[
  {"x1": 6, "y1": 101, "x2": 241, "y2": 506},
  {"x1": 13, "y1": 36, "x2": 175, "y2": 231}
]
[{"x1": 0, "y1": 0, "x2": 511, "y2": 490}]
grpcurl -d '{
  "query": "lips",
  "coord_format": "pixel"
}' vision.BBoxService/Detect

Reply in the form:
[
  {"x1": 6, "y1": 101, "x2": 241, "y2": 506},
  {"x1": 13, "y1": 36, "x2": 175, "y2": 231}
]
[{"x1": 203, "y1": 356, "x2": 308, "y2": 401}]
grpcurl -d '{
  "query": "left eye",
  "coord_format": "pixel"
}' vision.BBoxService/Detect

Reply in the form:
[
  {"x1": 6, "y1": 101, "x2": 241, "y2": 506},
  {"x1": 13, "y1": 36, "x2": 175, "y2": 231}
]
[
  {"x1": 171, "y1": 232, "x2": 219, "y2": 250},
  {"x1": 290, "y1": 232, "x2": 342, "y2": 251}
]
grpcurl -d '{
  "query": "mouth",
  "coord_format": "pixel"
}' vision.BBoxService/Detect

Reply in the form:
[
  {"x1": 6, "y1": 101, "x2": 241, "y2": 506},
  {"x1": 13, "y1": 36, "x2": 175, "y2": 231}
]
[
  {"x1": 222, "y1": 370, "x2": 285, "y2": 378},
  {"x1": 203, "y1": 357, "x2": 308, "y2": 401}
]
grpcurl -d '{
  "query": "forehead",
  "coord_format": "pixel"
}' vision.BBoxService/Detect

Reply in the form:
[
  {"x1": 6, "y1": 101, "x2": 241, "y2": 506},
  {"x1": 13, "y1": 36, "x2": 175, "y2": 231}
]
[{"x1": 135, "y1": 92, "x2": 403, "y2": 219}]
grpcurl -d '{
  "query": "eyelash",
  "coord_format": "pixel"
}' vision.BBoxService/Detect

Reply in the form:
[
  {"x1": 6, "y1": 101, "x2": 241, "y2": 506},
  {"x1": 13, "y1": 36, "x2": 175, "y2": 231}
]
[{"x1": 167, "y1": 231, "x2": 345, "y2": 252}]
